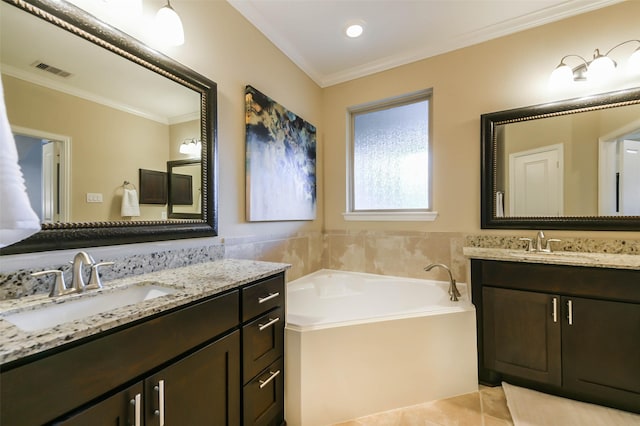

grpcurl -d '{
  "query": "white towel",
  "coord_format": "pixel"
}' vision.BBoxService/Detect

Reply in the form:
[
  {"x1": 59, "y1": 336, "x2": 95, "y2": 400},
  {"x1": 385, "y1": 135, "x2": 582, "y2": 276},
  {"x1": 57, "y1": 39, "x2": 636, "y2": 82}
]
[
  {"x1": 0, "y1": 77, "x2": 41, "y2": 248},
  {"x1": 121, "y1": 188, "x2": 140, "y2": 217}
]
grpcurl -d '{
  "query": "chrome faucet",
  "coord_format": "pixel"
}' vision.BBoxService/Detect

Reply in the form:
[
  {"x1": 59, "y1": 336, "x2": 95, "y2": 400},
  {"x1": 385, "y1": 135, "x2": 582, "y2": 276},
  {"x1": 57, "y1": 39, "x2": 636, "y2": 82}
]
[
  {"x1": 424, "y1": 263, "x2": 461, "y2": 302},
  {"x1": 520, "y1": 231, "x2": 561, "y2": 253},
  {"x1": 71, "y1": 251, "x2": 94, "y2": 292}
]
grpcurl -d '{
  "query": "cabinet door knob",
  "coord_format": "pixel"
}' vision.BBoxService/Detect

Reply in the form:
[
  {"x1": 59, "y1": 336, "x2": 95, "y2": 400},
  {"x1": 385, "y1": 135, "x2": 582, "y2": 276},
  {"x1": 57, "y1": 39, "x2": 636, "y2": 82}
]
[
  {"x1": 258, "y1": 317, "x2": 280, "y2": 331},
  {"x1": 258, "y1": 292, "x2": 280, "y2": 304}
]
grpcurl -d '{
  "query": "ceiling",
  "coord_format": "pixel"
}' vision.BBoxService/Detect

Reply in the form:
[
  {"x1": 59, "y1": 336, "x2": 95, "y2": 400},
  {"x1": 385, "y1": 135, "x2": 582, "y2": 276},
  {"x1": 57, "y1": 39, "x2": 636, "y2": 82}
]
[{"x1": 227, "y1": 0, "x2": 624, "y2": 88}]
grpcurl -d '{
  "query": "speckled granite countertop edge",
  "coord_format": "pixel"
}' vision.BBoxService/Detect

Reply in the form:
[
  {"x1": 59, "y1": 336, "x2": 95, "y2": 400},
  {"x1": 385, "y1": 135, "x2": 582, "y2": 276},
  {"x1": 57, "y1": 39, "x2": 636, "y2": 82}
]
[
  {"x1": 0, "y1": 259, "x2": 290, "y2": 365},
  {"x1": 463, "y1": 247, "x2": 640, "y2": 270}
]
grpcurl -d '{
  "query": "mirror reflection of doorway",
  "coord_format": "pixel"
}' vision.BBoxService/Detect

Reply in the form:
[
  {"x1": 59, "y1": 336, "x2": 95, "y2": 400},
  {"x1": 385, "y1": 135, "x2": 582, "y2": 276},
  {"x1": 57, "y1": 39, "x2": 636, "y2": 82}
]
[
  {"x1": 599, "y1": 126, "x2": 640, "y2": 216},
  {"x1": 508, "y1": 143, "x2": 564, "y2": 217},
  {"x1": 13, "y1": 128, "x2": 69, "y2": 223}
]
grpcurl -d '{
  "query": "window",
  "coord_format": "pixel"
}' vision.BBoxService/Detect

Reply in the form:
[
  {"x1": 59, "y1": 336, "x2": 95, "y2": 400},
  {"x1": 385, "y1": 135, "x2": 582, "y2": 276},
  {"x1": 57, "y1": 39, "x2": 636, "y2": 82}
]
[{"x1": 345, "y1": 89, "x2": 436, "y2": 221}]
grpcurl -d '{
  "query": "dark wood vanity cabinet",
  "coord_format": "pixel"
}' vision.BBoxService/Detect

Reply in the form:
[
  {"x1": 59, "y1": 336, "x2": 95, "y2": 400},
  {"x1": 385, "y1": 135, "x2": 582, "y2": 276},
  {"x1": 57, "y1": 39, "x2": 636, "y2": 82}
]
[
  {"x1": 473, "y1": 259, "x2": 640, "y2": 414},
  {"x1": 56, "y1": 332, "x2": 240, "y2": 426},
  {"x1": 1, "y1": 272, "x2": 287, "y2": 426}
]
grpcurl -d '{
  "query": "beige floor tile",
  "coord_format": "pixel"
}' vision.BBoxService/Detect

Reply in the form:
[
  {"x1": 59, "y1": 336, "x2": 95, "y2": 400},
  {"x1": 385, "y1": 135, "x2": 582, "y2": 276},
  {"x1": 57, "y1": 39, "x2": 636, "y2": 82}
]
[
  {"x1": 480, "y1": 385, "x2": 512, "y2": 422},
  {"x1": 483, "y1": 414, "x2": 514, "y2": 426}
]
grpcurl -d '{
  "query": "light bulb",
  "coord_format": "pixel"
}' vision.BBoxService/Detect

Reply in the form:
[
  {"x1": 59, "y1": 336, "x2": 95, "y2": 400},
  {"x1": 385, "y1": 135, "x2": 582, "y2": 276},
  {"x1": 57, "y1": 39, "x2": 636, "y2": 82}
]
[
  {"x1": 155, "y1": 1, "x2": 184, "y2": 46},
  {"x1": 345, "y1": 24, "x2": 364, "y2": 38},
  {"x1": 628, "y1": 47, "x2": 640, "y2": 75},
  {"x1": 587, "y1": 50, "x2": 615, "y2": 83},
  {"x1": 549, "y1": 63, "x2": 574, "y2": 88}
]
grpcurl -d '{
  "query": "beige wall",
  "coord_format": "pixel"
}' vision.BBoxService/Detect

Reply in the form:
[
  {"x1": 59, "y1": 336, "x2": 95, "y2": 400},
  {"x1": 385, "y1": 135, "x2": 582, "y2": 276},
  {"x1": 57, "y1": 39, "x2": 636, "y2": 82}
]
[
  {"x1": 4, "y1": 74, "x2": 169, "y2": 222},
  {"x1": 322, "y1": 0, "x2": 640, "y2": 242},
  {"x1": 163, "y1": 1, "x2": 324, "y2": 239}
]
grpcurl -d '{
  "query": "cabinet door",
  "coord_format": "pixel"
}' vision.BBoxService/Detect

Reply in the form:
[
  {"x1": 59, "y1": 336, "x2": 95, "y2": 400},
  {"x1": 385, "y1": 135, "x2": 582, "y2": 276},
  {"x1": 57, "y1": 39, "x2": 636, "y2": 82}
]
[
  {"x1": 145, "y1": 331, "x2": 241, "y2": 426},
  {"x1": 483, "y1": 287, "x2": 561, "y2": 385},
  {"x1": 562, "y1": 297, "x2": 640, "y2": 412},
  {"x1": 54, "y1": 382, "x2": 143, "y2": 426}
]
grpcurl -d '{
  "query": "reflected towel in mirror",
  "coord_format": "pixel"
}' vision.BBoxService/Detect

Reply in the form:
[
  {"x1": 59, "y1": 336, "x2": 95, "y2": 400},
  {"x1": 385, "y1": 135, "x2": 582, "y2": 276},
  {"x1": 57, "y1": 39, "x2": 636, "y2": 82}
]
[
  {"x1": 0, "y1": 77, "x2": 41, "y2": 247},
  {"x1": 121, "y1": 188, "x2": 141, "y2": 217}
]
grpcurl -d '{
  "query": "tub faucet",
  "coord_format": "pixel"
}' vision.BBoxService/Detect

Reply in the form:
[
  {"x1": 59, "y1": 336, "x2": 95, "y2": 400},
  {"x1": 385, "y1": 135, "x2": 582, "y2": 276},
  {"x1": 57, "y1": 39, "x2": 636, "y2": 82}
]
[{"x1": 424, "y1": 263, "x2": 461, "y2": 302}]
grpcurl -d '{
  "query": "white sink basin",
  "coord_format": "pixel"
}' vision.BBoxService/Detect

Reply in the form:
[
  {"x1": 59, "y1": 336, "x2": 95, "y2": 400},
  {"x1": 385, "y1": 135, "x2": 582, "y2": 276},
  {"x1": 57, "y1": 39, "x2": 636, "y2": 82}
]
[
  {"x1": 2, "y1": 284, "x2": 177, "y2": 332},
  {"x1": 507, "y1": 251, "x2": 595, "y2": 262}
]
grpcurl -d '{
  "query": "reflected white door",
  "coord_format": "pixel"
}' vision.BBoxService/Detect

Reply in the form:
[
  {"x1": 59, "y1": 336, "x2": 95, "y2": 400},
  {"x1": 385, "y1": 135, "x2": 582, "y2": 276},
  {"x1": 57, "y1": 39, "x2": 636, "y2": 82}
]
[
  {"x1": 41, "y1": 141, "x2": 57, "y2": 223},
  {"x1": 620, "y1": 140, "x2": 640, "y2": 215},
  {"x1": 509, "y1": 144, "x2": 563, "y2": 216}
]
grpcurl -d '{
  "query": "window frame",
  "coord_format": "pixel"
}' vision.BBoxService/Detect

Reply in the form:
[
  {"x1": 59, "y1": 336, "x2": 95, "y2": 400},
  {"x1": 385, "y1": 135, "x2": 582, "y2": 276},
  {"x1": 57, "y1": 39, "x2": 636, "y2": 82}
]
[{"x1": 344, "y1": 89, "x2": 437, "y2": 221}]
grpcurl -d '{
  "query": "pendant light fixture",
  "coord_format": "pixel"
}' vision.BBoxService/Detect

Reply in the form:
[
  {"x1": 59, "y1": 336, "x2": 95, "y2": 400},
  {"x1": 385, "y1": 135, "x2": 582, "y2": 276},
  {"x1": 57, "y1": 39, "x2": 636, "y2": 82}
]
[
  {"x1": 155, "y1": 0, "x2": 184, "y2": 46},
  {"x1": 549, "y1": 39, "x2": 640, "y2": 88}
]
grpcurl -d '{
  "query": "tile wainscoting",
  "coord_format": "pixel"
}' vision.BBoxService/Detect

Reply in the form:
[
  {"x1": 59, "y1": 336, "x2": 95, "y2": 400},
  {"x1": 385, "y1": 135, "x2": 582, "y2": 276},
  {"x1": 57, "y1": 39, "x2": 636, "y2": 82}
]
[{"x1": 1, "y1": 231, "x2": 638, "y2": 300}]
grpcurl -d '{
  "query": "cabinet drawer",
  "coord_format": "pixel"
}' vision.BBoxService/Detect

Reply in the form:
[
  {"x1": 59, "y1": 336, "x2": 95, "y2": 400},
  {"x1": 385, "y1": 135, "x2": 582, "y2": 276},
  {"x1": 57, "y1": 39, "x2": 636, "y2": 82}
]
[
  {"x1": 242, "y1": 274, "x2": 285, "y2": 322},
  {"x1": 243, "y1": 307, "x2": 284, "y2": 383},
  {"x1": 243, "y1": 358, "x2": 284, "y2": 426}
]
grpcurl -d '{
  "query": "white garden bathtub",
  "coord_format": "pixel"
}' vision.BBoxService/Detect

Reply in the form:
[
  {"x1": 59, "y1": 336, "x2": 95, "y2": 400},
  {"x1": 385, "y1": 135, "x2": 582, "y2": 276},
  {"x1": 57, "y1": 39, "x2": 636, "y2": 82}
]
[{"x1": 285, "y1": 269, "x2": 478, "y2": 426}]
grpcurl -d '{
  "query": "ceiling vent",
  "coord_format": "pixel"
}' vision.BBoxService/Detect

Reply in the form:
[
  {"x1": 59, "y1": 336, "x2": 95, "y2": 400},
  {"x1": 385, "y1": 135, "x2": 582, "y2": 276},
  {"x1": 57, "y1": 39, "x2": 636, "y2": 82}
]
[{"x1": 31, "y1": 61, "x2": 72, "y2": 78}]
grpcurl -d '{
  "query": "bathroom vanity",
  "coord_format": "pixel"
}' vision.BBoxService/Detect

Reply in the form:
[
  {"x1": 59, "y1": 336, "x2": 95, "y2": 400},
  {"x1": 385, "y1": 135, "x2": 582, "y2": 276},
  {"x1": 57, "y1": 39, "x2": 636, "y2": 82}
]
[
  {"x1": 467, "y1": 250, "x2": 640, "y2": 414},
  {"x1": 0, "y1": 259, "x2": 287, "y2": 426}
]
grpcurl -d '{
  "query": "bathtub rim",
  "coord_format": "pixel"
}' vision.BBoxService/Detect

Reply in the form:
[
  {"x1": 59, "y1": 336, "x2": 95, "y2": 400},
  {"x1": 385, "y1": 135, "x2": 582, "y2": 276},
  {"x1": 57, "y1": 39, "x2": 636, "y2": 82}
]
[{"x1": 286, "y1": 268, "x2": 475, "y2": 332}]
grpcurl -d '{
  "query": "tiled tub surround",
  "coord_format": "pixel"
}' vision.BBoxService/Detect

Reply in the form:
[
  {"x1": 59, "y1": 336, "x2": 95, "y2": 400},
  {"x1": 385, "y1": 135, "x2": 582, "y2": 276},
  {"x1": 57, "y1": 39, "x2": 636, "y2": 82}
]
[{"x1": 0, "y1": 259, "x2": 289, "y2": 365}]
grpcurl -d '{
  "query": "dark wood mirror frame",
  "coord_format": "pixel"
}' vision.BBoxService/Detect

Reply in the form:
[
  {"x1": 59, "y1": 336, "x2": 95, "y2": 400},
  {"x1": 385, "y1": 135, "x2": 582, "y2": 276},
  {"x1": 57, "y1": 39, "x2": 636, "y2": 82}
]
[
  {"x1": 1, "y1": 0, "x2": 217, "y2": 255},
  {"x1": 481, "y1": 86, "x2": 640, "y2": 231}
]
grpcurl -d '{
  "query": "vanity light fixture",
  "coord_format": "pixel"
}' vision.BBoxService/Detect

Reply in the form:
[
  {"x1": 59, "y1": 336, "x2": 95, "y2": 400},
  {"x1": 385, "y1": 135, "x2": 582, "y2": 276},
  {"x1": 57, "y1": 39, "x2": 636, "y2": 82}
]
[
  {"x1": 179, "y1": 138, "x2": 201, "y2": 156},
  {"x1": 550, "y1": 39, "x2": 640, "y2": 88},
  {"x1": 155, "y1": 0, "x2": 184, "y2": 46}
]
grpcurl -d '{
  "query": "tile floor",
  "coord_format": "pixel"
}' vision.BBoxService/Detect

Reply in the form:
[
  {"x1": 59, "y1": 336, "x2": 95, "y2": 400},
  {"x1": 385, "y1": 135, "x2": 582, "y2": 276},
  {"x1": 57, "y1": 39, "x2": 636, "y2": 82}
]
[{"x1": 333, "y1": 385, "x2": 513, "y2": 426}]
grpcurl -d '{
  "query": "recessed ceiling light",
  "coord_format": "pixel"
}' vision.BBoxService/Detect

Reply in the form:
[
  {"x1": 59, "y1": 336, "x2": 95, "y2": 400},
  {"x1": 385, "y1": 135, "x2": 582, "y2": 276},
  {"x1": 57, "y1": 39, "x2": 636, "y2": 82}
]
[{"x1": 345, "y1": 24, "x2": 364, "y2": 38}]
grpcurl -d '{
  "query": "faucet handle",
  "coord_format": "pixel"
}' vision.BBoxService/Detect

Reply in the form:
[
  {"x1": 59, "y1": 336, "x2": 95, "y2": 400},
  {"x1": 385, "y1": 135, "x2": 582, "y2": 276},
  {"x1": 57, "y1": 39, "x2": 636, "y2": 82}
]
[
  {"x1": 31, "y1": 270, "x2": 75, "y2": 297},
  {"x1": 519, "y1": 237, "x2": 534, "y2": 252},
  {"x1": 86, "y1": 262, "x2": 115, "y2": 290},
  {"x1": 545, "y1": 238, "x2": 562, "y2": 253}
]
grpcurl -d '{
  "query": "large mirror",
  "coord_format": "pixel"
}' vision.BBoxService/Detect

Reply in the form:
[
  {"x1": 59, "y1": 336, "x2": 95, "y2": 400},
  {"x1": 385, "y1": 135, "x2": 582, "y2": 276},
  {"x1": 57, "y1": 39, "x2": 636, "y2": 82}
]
[
  {"x1": 0, "y1": 0, "x2": 217, "y2": 254},
  {"x1": 481, "y1": 87, "x2": 640, "y2": 230}
]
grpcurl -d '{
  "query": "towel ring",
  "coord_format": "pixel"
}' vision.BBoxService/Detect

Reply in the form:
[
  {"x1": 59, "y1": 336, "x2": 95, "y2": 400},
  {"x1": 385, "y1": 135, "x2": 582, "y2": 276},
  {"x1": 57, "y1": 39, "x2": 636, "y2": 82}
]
[{"x1": 123, "y1": 180, "x2": 137, "y2": 189}]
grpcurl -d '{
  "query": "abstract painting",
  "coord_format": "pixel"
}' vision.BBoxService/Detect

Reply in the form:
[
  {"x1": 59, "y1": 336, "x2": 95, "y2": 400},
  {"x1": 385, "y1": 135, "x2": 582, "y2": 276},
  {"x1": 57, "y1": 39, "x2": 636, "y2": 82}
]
[{"x1": 245, "y1": 85, "x2": 316, "y2": 221}]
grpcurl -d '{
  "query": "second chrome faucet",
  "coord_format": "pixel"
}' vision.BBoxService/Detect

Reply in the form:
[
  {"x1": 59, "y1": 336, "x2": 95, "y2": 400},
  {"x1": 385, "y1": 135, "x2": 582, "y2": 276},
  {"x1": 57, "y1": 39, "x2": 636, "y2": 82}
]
[
  {"x1": 31, "y1": 251, "x2": 114, "y2": 297},
  {"x1": 520, "y1": 231, "x2": 561, "y2": 253}
]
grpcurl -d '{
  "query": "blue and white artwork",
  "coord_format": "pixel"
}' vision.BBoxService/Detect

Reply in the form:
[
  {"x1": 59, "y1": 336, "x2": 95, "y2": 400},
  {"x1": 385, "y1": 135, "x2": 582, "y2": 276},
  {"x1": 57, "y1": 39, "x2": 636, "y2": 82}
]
[{"x1": 245, "y1": 85, "x2": 316, "y2": 221}]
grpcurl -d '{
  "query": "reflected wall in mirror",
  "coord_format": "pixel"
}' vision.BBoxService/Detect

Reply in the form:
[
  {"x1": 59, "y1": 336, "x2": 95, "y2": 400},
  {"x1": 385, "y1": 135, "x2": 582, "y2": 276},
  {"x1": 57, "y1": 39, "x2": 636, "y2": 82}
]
[
  {"x1": 167, "y1": 159, "x2": 201, "y2": 219},
  {"x1": 0, "y1": 0, "x2": 217, "y2": 254},
  {"x1": 481, "y1": 87, "x2": 640, "y2": 230}
]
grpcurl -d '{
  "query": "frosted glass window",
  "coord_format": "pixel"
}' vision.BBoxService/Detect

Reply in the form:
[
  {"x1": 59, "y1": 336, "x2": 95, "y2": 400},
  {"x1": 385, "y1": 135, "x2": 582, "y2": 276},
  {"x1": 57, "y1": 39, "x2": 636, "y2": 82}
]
[{"x1": 351, "y1": 96, "x2": 430, "y2": 211}]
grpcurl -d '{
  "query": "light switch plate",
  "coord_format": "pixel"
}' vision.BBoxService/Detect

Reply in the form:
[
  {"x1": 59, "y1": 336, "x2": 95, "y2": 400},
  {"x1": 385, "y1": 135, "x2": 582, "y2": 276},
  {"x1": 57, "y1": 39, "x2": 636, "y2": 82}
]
[{"x1": 86, "y1": 193, "x2": 103, "y2": 203}]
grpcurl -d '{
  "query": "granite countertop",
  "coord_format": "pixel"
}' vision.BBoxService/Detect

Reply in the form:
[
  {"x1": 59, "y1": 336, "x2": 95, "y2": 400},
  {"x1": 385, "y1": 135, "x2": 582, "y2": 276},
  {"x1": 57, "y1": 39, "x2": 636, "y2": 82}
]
[
  {"x1": 0, "y1": 259, "x2": 290, "y2": 365},
  {"x1": 463, "y1": 247, "x2": 640, "y2": 270}
]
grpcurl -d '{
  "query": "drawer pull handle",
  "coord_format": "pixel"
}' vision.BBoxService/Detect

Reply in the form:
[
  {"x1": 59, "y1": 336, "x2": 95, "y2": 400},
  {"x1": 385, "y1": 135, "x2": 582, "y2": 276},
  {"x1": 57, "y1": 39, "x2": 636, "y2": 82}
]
[
  {"x1": 258, "y1": 317, "x2": 280, "y2": 331},
  {"x1": 258, "y1": 292, "x2": 280, "y2": 304},
  {"x1": 552, "y1": 297, "x2": 558, "y2": 323},
  {"x1": 259, "y1": 370, "x2": 281, "y2": 389},
  {"x1": 129, "y1": 393, "x2": 141, "y2": 426},
  {"x1": 154, "y1": 380, "x2": 165, "y2": 426},
  {"x1": 567, "y1": 299, "x2": 573, "y2": 325}
]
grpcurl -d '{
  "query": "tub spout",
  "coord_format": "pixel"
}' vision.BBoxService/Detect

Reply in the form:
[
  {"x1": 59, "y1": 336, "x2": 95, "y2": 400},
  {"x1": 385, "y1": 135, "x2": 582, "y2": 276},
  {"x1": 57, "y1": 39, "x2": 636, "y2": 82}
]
[{"x1": 424, "y1": 263, "x2": 461, "y2": 302}]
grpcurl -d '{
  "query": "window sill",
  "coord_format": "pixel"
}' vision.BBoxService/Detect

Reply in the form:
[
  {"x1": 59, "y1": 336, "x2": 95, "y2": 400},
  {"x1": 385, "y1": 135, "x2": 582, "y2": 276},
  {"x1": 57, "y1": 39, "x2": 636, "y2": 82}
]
[{"x1": 342, "y1": 211, "x2": 438, "y2": 221}]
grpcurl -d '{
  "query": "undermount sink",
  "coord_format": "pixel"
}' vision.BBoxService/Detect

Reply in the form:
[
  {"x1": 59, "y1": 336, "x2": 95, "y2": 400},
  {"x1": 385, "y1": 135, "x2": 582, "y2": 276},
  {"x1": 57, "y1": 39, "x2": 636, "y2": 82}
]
[
  {"x1": 507, "y1": 251, "x2": 595, "y2": 262},
  {"x1": 2, "y1": 283, "x2": 177, "y2": 332}
]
